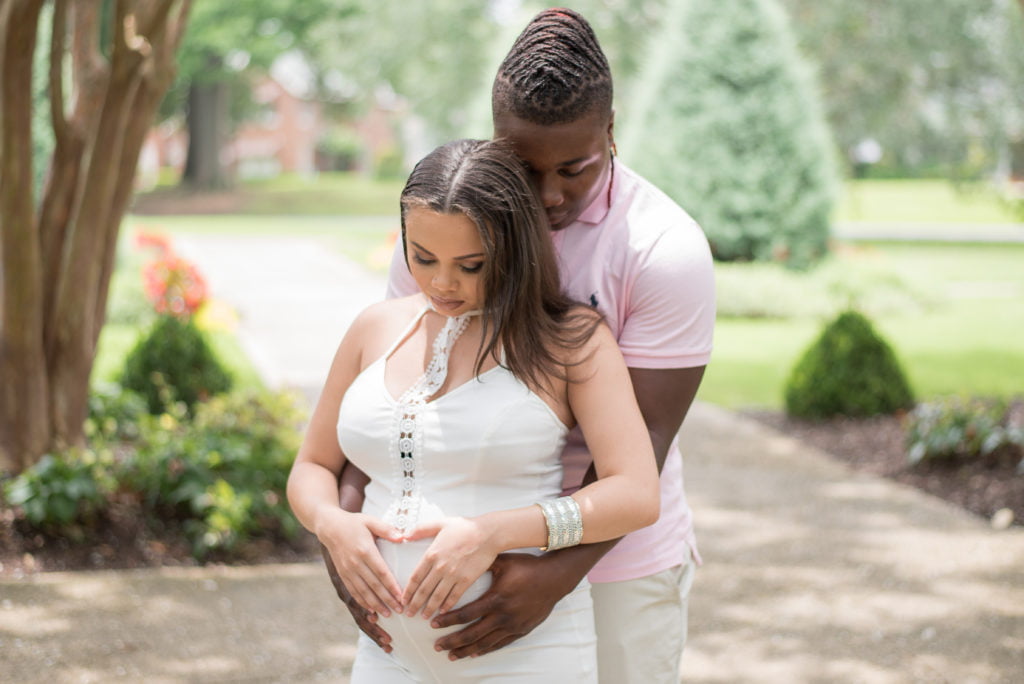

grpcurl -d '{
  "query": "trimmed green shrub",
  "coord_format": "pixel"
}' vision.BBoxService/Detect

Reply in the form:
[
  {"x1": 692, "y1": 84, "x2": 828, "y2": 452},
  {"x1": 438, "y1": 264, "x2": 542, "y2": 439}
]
[
  {"x1": 623, "y1": 0, "x2": 837, "y2": 268},
  {"x1": 905, "y1": 398, "x2": 1024, "y2": 467},
  {"x1": 120, "y1": 315, "x2": 232, "y2": 414},
  {"x1": 785, "y1": 310, "x2": 915, "y2": 419}
]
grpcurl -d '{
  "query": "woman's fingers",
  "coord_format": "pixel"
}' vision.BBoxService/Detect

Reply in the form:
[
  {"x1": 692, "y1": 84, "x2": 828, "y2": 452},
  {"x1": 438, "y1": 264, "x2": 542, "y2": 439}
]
[
  {"x1": 364, "y1": 516, "x2": 404, "y2": 543},
  {"x1": 345, "y1": 569, "x2": 391, "y2": 616},
  {"x1": 358, "y1": 545, "x2": 405, "y2": 610},
  {"x1": 402, "y1": 574, "x2": 432, "y2": 616},
  {"x1": 356, "y1": 558, "x2": 405, "y2": 615},
  {"x1": 405, "y1": 569, "x2": 471, "y2": 619},
  {"x1": 426, "y1": 579, "x2": 469, "y2": 619},
  {"x1": 327, "y1": 533, "x2": 404, "y2": 614},
  {"x1": 437, "y1": 580, "x2": 469, "y2": 616},
  {"x1": 402, "y1": 520, "x2": 443, "y2": 542}
]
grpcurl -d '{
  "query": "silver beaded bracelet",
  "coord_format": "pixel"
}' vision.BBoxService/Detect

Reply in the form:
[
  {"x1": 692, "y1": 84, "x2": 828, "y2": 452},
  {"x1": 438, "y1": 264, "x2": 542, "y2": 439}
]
[{"x1": 536, "y1": 496, "x2": 583, "y2": 551}]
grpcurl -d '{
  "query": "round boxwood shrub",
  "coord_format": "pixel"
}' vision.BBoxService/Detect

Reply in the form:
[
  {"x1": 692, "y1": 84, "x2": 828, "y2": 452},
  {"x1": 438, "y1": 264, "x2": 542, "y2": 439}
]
[
  {"x1": 120, "y1": 315, "x2": 232, "y2": 414},
  {"x1": 785, "y1": 310, "x2": 914, "y2": 419}
]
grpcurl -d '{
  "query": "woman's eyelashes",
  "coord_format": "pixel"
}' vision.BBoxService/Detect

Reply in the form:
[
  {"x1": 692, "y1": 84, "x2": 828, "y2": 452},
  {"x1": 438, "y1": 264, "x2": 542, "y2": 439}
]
[{"x1": 412, "y1": 253, "x2": 483, "y2": 274}]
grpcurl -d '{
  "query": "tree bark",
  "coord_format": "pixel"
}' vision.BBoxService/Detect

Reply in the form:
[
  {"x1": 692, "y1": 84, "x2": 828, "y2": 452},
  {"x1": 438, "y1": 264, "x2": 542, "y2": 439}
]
[
  {"x1": 182, "y1": 58, "x2": 231, "y2": 189},
  {"x1": 0, "y1": 0, "x2": 49, "y2": 473},
  {"x1": 39, "y1": 0, "x2": 106, "y2": 346},
  {"x1": 0, "y1": 0, "x2": 191, "y2": 473}
]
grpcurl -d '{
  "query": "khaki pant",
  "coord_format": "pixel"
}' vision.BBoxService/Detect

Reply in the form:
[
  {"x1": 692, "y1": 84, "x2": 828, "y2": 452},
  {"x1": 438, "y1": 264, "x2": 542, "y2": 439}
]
[{"x1": 590, "y1": 556, "x2": 696, "y2": 683}]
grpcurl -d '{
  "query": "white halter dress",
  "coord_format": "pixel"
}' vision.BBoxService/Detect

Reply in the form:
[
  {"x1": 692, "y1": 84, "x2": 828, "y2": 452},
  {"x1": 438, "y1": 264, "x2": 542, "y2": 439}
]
[{"x1": 337, "y1": 306, "x2": 597, "y2": 683}]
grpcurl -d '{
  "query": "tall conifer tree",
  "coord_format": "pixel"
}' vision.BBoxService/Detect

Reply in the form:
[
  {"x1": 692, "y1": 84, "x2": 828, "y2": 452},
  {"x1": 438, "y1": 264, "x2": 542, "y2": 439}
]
[{"x1": 623, "y1": 0, "x2": 837, "y2": 267}]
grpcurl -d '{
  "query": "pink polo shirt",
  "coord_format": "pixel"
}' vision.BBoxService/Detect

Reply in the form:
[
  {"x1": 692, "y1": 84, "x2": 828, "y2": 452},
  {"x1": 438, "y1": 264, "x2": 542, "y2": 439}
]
[{"x1": 386, "y1": 160, "x2": 715, "y2": 583}]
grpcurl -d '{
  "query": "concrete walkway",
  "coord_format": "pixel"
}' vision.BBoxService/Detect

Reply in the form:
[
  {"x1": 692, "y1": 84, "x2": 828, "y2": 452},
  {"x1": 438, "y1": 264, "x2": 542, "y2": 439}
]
[
  {"x1": 834, "y1": 221, "x2": 1024, "y2": 243},
  {"x1": 2, "y1": 235, "x2": 1022, "y2": 683}
]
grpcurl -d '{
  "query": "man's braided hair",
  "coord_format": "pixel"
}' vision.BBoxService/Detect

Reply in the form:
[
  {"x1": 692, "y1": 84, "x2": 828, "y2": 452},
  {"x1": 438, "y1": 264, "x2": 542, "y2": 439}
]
[{"x1": 492, "y1": 7, "x2": 612, "y2": 125}]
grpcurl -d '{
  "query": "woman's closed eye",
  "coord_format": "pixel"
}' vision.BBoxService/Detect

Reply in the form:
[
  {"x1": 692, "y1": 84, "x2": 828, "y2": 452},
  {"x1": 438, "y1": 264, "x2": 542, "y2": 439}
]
[
  {"x1": 412, "y1": 253, "x2": 435, "y2": 266},
  {"x1": 459, "y1": 262, "x2": 484, "y2": 274}
]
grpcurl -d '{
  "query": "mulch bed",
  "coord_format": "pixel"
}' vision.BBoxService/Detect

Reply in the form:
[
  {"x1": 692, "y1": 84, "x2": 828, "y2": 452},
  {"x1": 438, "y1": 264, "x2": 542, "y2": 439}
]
[
  {"x1": 743, "y1": 409, "x2": 1024, "y2": 527},
  {"x1": 0, "y1": 499, "x2": 320, "y2": 578}
]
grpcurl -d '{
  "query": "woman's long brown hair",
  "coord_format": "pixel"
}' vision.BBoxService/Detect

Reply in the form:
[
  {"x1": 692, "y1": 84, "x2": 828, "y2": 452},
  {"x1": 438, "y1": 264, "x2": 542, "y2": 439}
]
[{"x1": 399, "y1": 139, "x2": 602, "y2": 394}]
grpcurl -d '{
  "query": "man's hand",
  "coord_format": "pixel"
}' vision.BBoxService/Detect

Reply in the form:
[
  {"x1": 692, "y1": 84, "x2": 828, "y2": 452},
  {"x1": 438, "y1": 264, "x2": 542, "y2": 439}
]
[
  {"x1": 321, "y1": 543, "x2": 394, "y2": 653},
  {"x1": 432, "y1": 542, "x2": 614, "y2": 660}
]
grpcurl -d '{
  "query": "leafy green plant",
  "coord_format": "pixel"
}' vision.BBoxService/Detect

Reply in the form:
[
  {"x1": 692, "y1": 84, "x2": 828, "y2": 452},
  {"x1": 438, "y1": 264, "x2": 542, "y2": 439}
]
[
  {"x1": 121, "y1": 389, "x2": 304, "y2": 556},
  {"x1": 785, "y1": 310, "x2": 915, "y2": 419},
  {"x1": 5, "y1": 383, "x2": 304, "y2": 560},
  {"x1": 905, "y1": 398, "x2": 1024, "y2": 466},
  {"x1": 3, "y1": 450, "x2": 115, "y2": 532},
  {"x1": 120, "y1": 315, "x2": 233, "y2": 414},
  {"x1": 86, "y1": 383, "x2": 151, "y2": 443}
]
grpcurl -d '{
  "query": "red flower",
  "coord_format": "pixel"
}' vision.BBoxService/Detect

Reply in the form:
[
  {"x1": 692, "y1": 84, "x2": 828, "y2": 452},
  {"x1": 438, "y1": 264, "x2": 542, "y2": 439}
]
[{"x1": 136, "y1": 232, "x2": 208, "y2": 319}]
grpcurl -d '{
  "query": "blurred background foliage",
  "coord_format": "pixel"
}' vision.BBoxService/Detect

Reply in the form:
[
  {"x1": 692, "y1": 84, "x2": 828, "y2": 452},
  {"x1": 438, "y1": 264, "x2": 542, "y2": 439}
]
[{"x1": 28, "y1": 0, "x2": 1024, "y2": 203}]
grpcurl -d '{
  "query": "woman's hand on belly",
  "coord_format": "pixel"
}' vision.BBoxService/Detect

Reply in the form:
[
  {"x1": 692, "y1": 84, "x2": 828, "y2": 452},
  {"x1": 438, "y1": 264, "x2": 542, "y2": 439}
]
[
  {"x1": 401, "y1": 517, "x2": 499, "y2": 620},
  {"x1": 318, "y1": 508, "x2": 405, "y2": 617}
]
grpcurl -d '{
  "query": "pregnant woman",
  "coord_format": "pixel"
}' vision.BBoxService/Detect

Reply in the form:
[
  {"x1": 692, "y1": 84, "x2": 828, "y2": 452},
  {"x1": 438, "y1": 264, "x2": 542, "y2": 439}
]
[{"x1": 287, "y1": 139, "x2": 659, "y2": 682}]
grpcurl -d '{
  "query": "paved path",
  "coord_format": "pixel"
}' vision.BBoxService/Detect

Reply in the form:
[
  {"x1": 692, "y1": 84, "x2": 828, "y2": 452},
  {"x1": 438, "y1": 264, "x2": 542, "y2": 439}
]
[
  {"x1": 175, "y1": 235, "x2": 387, "y2": 407},
  {"x1": 835, "y1": 221, "x2": 1024, "y2": 243},
  {"x1": 3, "y1": 235, "x2": 1022, "y2": 683}
]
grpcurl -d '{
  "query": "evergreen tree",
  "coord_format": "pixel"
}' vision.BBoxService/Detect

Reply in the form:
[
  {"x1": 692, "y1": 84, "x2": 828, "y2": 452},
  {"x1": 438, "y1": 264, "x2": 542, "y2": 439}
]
[{"x1": 622, "y1": 0, "x2": 837, "y2": 268}]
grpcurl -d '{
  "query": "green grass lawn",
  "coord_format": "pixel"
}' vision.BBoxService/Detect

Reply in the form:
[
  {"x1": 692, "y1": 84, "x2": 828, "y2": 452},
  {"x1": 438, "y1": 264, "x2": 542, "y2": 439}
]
[
  {"x1": 835, "y1": 179, "x2": 1021, "y2": 224},
  {"x1": 140, "y1": 175, "x2": 1023, "y2": 225},
  {"x1": 700, "y1": 242, "x2": 1024, "y2": 410}
]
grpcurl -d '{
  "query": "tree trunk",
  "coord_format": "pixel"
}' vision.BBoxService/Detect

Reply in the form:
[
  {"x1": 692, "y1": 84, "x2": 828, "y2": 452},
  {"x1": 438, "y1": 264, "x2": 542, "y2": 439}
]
[
  {"x1": 0, "y1": 0, "x2": 192, "y2": 474},
  {"x1": 0, "y1": 0, "x2": 49, "y2": 473},
  {"x1": 182, "y1": 68, "x2": 231, "y2": 189}
]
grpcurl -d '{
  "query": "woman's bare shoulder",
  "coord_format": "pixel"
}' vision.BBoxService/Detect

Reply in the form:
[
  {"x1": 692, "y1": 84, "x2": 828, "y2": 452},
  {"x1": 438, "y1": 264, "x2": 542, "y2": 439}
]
[
  {"x1": 353, "y1": 294, "x2": 425, "y2": 328},
  {"x1": 344, "y1": 294, "x2": 426, "y2": 354}
]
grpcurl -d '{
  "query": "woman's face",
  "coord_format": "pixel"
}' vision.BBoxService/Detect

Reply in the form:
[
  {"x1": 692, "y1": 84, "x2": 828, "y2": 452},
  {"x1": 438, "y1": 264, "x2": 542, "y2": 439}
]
[
  {"x1": 405, "y1": 207, "x2": 486, "y2": 316},
  {"x1": 493, "y1": 108, "x2": 613, "y2": 231}
]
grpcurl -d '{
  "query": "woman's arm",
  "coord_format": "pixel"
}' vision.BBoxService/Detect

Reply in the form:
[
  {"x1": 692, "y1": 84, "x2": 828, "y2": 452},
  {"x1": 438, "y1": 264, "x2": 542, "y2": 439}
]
[
  {"x1": 287, "y1": 307, "x2": 404, "y2": 616},
  {"x1": 401, "y1": 320, "x2": 660, "y2": 618},
  {"x1": 563, "y1": 321, "x2": 662, "y2": 535}
]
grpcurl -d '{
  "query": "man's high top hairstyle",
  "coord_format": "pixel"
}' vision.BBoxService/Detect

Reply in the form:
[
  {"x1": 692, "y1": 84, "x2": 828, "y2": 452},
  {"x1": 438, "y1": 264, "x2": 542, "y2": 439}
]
[{"x1": 492, "y1": 8, "x2": 612, "y2": 125}]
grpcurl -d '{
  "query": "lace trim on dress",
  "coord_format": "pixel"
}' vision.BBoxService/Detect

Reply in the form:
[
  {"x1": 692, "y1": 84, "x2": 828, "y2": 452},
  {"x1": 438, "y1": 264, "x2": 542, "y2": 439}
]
[{"x1": 385, "y1": 312, "x2": 473, "y2": 532}]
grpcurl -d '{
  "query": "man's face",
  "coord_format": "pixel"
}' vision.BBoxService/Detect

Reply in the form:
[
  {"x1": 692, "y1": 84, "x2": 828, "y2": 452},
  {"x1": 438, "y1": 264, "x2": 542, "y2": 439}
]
[{"x1": 493, "y1": 109, "x2": 613, "y2": 231}]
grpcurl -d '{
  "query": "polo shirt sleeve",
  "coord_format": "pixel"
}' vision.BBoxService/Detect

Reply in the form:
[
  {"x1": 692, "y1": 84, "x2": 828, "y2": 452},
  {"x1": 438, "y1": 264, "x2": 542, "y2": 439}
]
[
  {"x1": 385, "y1": 238, "x2": 419, "y2": 299},
  {"x1": 618, "y1": 223, "x2": 716, "y2": 369}
]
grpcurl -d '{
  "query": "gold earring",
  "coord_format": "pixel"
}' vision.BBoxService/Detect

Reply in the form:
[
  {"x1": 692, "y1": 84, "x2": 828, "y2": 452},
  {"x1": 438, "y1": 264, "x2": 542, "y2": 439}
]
[{"x1": 610, "y1": 141, "x2": 618, "y2": 157}]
